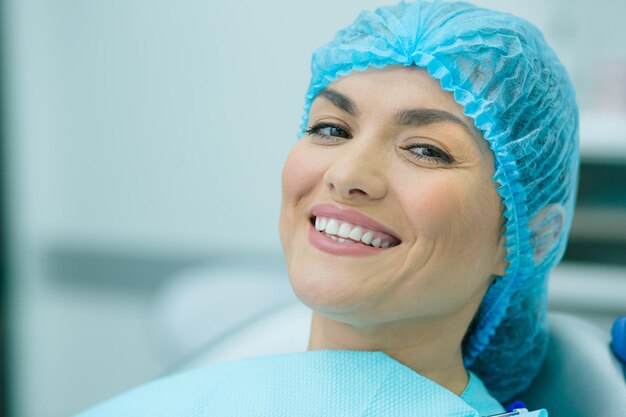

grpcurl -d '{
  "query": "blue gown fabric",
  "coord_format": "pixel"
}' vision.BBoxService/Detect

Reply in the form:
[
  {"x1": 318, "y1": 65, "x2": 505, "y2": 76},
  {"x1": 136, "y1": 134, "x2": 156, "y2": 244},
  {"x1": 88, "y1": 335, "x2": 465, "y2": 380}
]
[
  {"x1": 76, "y1": 351, "x2": 547, "y2": 417},
  {"x1": 298, "y1": 0, "x2": 579, "y2": 401}
]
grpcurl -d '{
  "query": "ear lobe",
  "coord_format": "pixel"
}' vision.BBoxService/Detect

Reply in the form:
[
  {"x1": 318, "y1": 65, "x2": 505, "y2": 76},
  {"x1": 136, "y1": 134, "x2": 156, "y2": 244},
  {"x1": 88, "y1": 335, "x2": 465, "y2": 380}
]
[{"x1": 528, "y1": 203, "x2": 566, "y2": 265}]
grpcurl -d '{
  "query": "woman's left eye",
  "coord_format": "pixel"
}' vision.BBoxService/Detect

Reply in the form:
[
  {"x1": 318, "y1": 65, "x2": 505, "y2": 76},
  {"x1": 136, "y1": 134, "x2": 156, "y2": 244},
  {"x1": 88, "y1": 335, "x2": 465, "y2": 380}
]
[{"x1": 402, "y1": 144, "x2": 454, "y2": 164}]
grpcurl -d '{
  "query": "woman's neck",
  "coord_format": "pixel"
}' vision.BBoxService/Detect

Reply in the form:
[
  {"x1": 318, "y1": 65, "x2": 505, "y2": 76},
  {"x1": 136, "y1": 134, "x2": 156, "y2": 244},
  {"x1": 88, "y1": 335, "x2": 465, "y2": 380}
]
[{"x1": 307, "y1": 312, "x2": 470, "y2": 396}]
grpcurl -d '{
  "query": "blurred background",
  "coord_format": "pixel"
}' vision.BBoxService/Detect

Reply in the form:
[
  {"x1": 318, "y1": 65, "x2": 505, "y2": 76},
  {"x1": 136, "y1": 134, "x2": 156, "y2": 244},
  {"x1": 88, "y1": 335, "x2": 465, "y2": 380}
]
[{"x1": 0, "y1": 0, "x2": 625, "y2": 416}]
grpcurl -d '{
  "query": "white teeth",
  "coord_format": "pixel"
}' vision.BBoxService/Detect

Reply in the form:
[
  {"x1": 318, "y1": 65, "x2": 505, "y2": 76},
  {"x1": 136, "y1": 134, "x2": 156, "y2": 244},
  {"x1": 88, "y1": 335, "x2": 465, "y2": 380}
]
[
  {"x1": 324, "y1": 233, "x2": 349, "y2": 244},
  {"x1": 314, "y1": 216, "x2": 330, "y2": 232},
  {"x1": 337, "y1": 222, "x2": 352, "y2": 238},
  {"x1": 348, "y1": 226, "x2": 364, "y2": 241},
  {"x1": 361, "y1": 231, "x2": 374, "y2": 245},
  {"x1": 325, "y1": 218, "x2": 339, "y2": 235},
  {"x1": 315, "y1": 216, "x2": 398, "y2": 248}
]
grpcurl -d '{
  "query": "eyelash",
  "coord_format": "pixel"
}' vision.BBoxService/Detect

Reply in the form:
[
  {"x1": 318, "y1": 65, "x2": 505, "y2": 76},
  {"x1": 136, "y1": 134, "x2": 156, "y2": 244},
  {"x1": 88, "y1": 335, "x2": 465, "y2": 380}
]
[
  {"x1": 305, "y1": 122, "x2": 454, "y2": 165},
  {"x1": 305, "y1": 122, "x2": 352, "y2": 141},
  {"x1": 400, "y1": 143, "x2": 454, "y2": 165}
]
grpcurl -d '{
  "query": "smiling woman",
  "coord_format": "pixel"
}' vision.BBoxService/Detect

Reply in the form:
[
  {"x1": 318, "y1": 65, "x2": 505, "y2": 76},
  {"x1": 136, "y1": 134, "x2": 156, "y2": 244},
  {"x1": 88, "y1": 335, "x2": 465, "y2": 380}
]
[
  {"x1": 281, "y1": 65, "x2": 508, "y2": 399},
  {"x1": 75, "y1": 1, "x2": 577, "y2": 416}
]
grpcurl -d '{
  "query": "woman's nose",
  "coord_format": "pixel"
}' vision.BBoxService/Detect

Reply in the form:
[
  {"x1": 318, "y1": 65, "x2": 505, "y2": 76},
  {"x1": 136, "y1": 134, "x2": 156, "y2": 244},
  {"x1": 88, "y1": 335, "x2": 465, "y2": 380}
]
[{"x1": 322, "y1": 141, "x2": 387, "y2": 201}]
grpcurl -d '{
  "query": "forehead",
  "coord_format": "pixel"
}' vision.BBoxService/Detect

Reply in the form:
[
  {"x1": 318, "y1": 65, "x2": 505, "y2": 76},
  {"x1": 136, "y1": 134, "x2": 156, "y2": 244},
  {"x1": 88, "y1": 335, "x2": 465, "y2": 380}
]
[{"x1": 324, "y1": 66, "x2": 464, "y2": 114}]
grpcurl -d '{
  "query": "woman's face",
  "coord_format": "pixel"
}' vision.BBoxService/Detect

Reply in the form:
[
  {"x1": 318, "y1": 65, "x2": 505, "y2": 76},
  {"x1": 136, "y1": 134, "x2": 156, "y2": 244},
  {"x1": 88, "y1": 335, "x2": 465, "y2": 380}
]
[{"x1": 280, "y1": 66, "x2": 507, "y2": 327}]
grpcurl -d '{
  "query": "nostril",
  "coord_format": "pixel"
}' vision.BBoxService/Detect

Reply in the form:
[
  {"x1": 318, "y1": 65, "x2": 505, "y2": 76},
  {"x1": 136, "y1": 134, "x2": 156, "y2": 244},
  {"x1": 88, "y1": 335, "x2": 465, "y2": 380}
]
[{"x1": 349, "y1": 189, "x2": 368, "y2": 196}]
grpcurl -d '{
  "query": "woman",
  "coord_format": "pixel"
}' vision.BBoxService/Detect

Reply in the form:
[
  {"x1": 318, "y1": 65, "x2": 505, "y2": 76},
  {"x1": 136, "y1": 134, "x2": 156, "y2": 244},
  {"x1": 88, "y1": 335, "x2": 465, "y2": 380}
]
[{"x1": 77, "y1": 1, "x2": 578, "y2": 416}]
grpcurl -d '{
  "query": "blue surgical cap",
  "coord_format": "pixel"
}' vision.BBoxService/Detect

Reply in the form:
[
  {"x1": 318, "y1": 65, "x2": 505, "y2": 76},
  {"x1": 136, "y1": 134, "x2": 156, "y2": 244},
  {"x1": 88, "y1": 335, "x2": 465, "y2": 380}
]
[{"x1": 299, "y1": 0, "x2": 579, "y2": 401}]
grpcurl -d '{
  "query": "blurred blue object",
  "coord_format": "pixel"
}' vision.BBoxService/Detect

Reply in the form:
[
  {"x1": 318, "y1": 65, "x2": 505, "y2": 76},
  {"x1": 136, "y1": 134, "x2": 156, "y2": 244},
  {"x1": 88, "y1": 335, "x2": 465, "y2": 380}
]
[{"x1": 611, "y1": 316, "x2": 626, "y2": 365}]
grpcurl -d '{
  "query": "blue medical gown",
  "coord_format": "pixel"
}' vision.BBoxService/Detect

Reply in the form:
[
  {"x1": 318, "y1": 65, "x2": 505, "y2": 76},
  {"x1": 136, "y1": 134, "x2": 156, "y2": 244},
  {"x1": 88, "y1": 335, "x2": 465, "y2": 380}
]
[{"x1": 75, "y1": 351, "x2": 546, "y2": 416}]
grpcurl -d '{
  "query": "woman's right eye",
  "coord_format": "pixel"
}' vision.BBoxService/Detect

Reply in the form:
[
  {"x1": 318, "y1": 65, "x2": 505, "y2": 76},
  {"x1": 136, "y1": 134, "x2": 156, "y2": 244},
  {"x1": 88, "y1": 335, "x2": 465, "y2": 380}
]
[{"x1": 305, "y1": 123, "x2": 352, "y2": 140}]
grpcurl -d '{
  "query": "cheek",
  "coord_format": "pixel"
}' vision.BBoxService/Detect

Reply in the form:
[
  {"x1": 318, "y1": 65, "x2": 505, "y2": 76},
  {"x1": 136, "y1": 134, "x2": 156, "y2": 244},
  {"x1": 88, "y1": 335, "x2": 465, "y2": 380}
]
[
  {"x1": 281, "y1": 142, "x2": 322, "y2": 202},
  {"x1": 401, "y1": 175, "x2": 502, "y2": 287},
  {"x1": 402, "y1": 177, "x2": 467, "y2": 237},
  {"x1": 280, "y1": 142, "x2": 325, "y2": 248},
  {"x1": 407, "y1": 175, "x2": 500, "y2": 242}
]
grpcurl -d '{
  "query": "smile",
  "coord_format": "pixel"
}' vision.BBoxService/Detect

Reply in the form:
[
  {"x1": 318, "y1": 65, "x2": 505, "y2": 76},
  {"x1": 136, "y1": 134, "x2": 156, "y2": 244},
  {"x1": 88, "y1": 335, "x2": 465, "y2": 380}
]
[
  {"x1": 307, "y1": 203, "x2": 402, "y2": 256},
  {"x1": 313, "y1": 216, "x2": 398, "y2": 248}
]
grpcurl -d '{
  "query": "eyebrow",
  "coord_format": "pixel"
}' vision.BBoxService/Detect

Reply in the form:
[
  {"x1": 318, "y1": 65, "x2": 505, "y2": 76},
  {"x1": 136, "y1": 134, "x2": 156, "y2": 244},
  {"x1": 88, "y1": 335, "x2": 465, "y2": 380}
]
[
  {"x1": 318, "y1": 88, "x2": 473, "y2": 132},
  {"x1": 317, "y1": 87, "x2": 482, "y2": 149},
  {"x1": 317, "y1": 88, "x2": 360, "y2": 117},
  {"x1": 394, "y1": 108, "x2": 476, "y2": 138}
]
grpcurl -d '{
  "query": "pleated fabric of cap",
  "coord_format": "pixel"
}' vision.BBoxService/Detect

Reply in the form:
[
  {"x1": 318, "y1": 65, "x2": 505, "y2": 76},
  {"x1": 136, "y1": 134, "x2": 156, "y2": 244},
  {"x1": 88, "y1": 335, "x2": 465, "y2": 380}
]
[{"x1": 298, "y1": 0, "x2": 579, "y2": 401}]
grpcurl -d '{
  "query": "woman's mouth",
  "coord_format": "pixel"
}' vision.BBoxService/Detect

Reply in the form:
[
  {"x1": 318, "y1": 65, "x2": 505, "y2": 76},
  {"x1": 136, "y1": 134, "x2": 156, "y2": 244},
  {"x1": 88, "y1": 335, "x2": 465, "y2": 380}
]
[
  {"x1": 306, "y1": 203, "x2": 402, "y2": 256},
  {"x1": 310, "y1": 216, "x2": 400, "y2": 248}
]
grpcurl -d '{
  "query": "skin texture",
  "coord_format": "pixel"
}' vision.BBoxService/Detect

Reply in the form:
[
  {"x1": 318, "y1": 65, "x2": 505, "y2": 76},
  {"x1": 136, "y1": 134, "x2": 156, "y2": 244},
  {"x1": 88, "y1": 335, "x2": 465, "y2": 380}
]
[{"x1": 279, "y1": 65, "x2": 508, "y2": 395}]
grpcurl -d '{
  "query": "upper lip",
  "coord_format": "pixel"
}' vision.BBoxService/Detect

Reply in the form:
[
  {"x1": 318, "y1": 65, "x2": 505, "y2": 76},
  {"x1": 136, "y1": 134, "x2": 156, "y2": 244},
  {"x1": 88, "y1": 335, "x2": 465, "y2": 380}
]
[{"x1": 310, "y1": 203, "x2": 401, "y2": 243}]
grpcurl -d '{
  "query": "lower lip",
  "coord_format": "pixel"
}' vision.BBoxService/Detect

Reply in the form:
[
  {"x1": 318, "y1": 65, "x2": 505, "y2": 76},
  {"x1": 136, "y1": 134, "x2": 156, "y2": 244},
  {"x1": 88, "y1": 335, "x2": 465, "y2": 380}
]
[{"x1": 307, "y1": 222, "x2": 393, "y2": 257}]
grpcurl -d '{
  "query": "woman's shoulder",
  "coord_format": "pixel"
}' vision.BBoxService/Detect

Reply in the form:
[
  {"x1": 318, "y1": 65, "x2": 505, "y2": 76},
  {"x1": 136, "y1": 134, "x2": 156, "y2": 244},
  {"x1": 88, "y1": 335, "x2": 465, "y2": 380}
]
[{"x1": 75, "y1": 351, "x2": 496, "y2": 417}]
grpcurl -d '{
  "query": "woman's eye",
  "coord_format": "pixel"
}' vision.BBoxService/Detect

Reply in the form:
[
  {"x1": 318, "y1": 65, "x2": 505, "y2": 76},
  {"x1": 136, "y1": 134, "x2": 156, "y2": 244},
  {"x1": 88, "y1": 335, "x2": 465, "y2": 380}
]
[
  {"x1": 403, "y1": 144, "x2": 454, "y2": 164},
  {"x1": 305, "y1": 123, "x2": 352, "y2": 140}
]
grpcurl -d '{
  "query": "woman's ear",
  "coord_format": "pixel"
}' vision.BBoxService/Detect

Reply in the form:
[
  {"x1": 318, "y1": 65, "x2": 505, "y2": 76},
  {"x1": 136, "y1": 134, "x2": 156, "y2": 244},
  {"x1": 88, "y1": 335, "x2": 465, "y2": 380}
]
[{"x1": 528, "y1": 203, "x2": 565, "y2": 265}]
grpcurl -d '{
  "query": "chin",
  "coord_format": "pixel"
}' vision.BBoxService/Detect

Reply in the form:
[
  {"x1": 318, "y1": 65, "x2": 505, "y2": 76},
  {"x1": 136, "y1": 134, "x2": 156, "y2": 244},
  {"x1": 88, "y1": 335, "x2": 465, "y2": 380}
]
[
  {"x1": 287, "y1": 265, "x2": 378, "y2": 319},
  {"x1": 289, "y1": 270, "x2": 348, "y2": 310}
]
